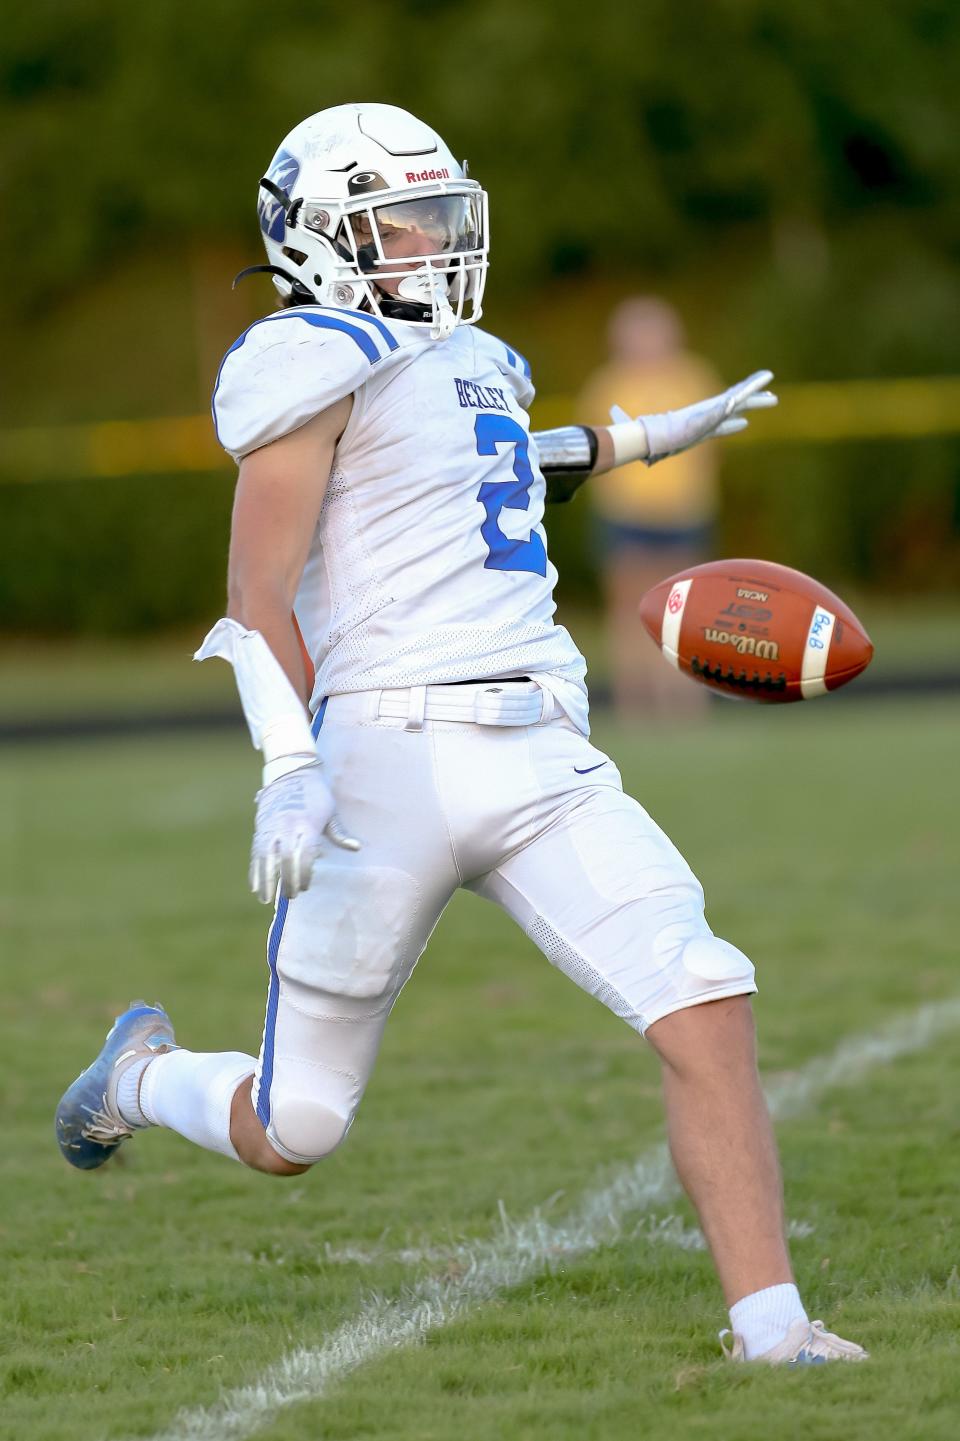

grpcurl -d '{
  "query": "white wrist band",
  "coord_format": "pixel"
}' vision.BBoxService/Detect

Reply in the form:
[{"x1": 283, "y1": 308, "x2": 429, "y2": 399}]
[
  {"x1": 607, "y1": 419, "x2": 651, "y2": 467},
  {"x1": 258, "y1": 714, "x2": 318, "y2": 765},
  {"x1": 262, "y1": 753, "x2": 318, "y2": 787}
]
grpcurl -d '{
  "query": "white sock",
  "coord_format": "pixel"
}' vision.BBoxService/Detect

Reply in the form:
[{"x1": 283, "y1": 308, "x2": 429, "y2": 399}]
[
  {"x1": 139, "y1": 1050, "x2": 256, "y2": 1162},
  {"x1": 116, "y1": 1056, "x2": 154, "y2": 1128},
  {"x1": 729, "y1": 1283, "x2": 809, "y2": 1359}
]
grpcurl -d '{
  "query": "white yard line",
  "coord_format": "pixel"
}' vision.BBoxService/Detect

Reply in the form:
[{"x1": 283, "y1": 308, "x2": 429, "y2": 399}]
[
  {"x1": 148, "y1": 995, "x2": 960, "y2": 1441},
  {"x1": 317, "y1": 1214, "x2": 816, "y2": 1267}
]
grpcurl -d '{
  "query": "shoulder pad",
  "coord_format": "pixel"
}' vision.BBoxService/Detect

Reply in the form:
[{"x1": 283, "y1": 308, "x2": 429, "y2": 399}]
[{"x1": 212, "y1": 307, "x2": 402, "y2": 461}]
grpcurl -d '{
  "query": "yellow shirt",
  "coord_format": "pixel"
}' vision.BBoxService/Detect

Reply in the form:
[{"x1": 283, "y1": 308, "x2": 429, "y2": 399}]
[{"x1": 576, "y1": 353, "x2": 720, "y2": 527}]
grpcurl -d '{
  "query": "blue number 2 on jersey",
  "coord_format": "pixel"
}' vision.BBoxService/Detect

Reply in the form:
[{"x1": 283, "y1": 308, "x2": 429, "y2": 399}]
[{"x1": 474, "y1": 413, "x2": 547, "y2": 577}]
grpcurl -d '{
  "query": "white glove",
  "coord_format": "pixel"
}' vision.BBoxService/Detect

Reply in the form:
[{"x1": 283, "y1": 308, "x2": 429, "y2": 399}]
[
  {"x1": 250, "y1": 761, "x2": 360, "y2": 905},
  {"x1": 195, "y1": 617, "x2": 361, "y2": 902},
  {"x1": 608, "y1": 370, "x2": 778, "y2": 466}
]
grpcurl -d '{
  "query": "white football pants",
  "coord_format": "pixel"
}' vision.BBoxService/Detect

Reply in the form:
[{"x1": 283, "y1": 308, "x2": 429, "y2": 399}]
[{"x1": 251, "y1": 680, "x2": 757, "y2": 1164}]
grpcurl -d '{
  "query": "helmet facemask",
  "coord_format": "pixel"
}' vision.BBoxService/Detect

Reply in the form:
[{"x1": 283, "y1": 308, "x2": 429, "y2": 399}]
[{"x1": 291, "y1": 185, "x2": 488, "y2": 340}]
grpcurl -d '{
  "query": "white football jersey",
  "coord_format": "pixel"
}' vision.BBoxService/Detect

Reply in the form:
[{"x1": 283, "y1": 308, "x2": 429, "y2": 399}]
[{"x1": 213, "y1": 306, "x2": 588, "y2": 730}]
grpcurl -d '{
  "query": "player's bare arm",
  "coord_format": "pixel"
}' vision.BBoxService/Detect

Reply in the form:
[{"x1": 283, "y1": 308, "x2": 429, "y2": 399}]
[
  {"x1": 198, "y1": 395, "x2": 360, "y2": 904},
  {"x1": 227, "y1": 396, "x2": 352, "y2": 700}
]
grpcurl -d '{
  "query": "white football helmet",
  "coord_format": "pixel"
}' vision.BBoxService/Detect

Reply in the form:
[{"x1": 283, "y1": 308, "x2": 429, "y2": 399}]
[{"x1": 248, "y1": 102, "x2": 489, "y2": 340}]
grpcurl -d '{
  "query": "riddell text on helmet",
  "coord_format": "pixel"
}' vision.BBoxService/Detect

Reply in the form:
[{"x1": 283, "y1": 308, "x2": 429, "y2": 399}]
[{"x1": 405, "y1": 167, "x2": 451, "y2": 182}]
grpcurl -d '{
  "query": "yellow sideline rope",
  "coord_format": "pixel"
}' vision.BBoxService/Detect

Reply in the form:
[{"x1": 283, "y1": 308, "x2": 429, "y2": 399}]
[{"x1": 1, "y1": 376, "x2": 959, "y2": 482}]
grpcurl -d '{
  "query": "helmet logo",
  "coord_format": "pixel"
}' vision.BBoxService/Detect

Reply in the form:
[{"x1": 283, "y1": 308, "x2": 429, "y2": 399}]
[
  {"x1": 405, "y1": 167, "x2": 451, "y2": 183},
  {"x1": 347, "y1": 170, "x2": 389, "y2": 195},
  {"x1": 258, "y1": 149, "x2": 300, "y2": 242}
]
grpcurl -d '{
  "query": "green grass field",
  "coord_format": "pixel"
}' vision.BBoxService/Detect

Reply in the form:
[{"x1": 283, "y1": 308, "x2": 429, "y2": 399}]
[{"x1": 1, "y1": 696, "x2": 958, "y2": 1440}]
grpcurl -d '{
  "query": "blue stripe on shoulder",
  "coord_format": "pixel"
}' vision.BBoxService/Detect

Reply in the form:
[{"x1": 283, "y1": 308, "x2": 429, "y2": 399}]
[
  {"x1": 273, "y1": 305, "x2": 400, "y2": 355},
  {"x1": 282, "y1": 311, "x2": 383, "y2": 362},
  {"x1": 326, "y1": 307, "x2": 400, "y2": 352},
  {"x1": 499, "y1": 340, "x2": 532, "y2": 380},
  {"x1": 211, "y1": 307, "x2": 398, "y2": 444}
]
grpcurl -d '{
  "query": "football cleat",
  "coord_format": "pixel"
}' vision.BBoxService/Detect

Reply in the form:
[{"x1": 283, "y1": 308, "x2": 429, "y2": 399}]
[
  {"x1": 720, "y1": 1318, "x2": 869, "y2": 1365},
  {"x1": 55, "y1": 1001, "x2": 177, "y2": 1171}
]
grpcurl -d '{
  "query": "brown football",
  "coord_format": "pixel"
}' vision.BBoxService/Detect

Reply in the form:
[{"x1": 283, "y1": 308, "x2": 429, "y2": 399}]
[{"x1": 639, "y1": 558, "x2": 873, "y2": 703}]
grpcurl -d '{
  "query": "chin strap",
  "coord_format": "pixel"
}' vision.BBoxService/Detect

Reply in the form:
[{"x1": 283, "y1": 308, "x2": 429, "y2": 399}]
[
  {"x1": 376, "y1": 296, "x2": 431, "y2": 323},
  {"x1": 233, "y1": 259, "x2": 426, "y2": 325},
  {"x1": 231, "y1": 262, "x2": 455, "y2": 338},
  {"x1": 376, "y1": 291, "x2": 455, "y2": 340},
  {"x1": 231, "y1": 264, "x2": 317, "y2": 306}
]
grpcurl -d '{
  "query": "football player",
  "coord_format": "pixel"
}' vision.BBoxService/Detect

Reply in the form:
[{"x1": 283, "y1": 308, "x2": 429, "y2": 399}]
[{"x1": 56, "y1": 103, "x2": 865, "y2": 1366}]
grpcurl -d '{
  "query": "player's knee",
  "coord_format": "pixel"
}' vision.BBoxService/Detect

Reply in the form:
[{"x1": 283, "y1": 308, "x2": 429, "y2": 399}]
[
  {"x1": 266, "y1": 1092, "x2": 352, "y2": 1167},
  {"x1": 644, "y1": 935, "x2": 756, "y2": 1063},
  {"x1": 676, "y1": 935, "x2": 755, "y2": 991}
]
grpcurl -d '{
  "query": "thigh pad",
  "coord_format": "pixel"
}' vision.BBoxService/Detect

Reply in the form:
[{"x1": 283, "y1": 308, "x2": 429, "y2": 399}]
[{"x1": 278, "y1": 862, "x2": 423, "y2": 999}]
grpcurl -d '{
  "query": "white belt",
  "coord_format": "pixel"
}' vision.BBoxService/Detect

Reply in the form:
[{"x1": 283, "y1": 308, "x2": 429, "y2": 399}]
[{"x1": 327, "y1": 680, "x2": 556, "y2": 731}]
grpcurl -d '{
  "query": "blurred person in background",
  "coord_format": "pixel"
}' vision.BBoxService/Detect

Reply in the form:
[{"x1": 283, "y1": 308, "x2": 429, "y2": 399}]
[{"x1": 577, "y1": 297, "x2": 721, "y2": 720}]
